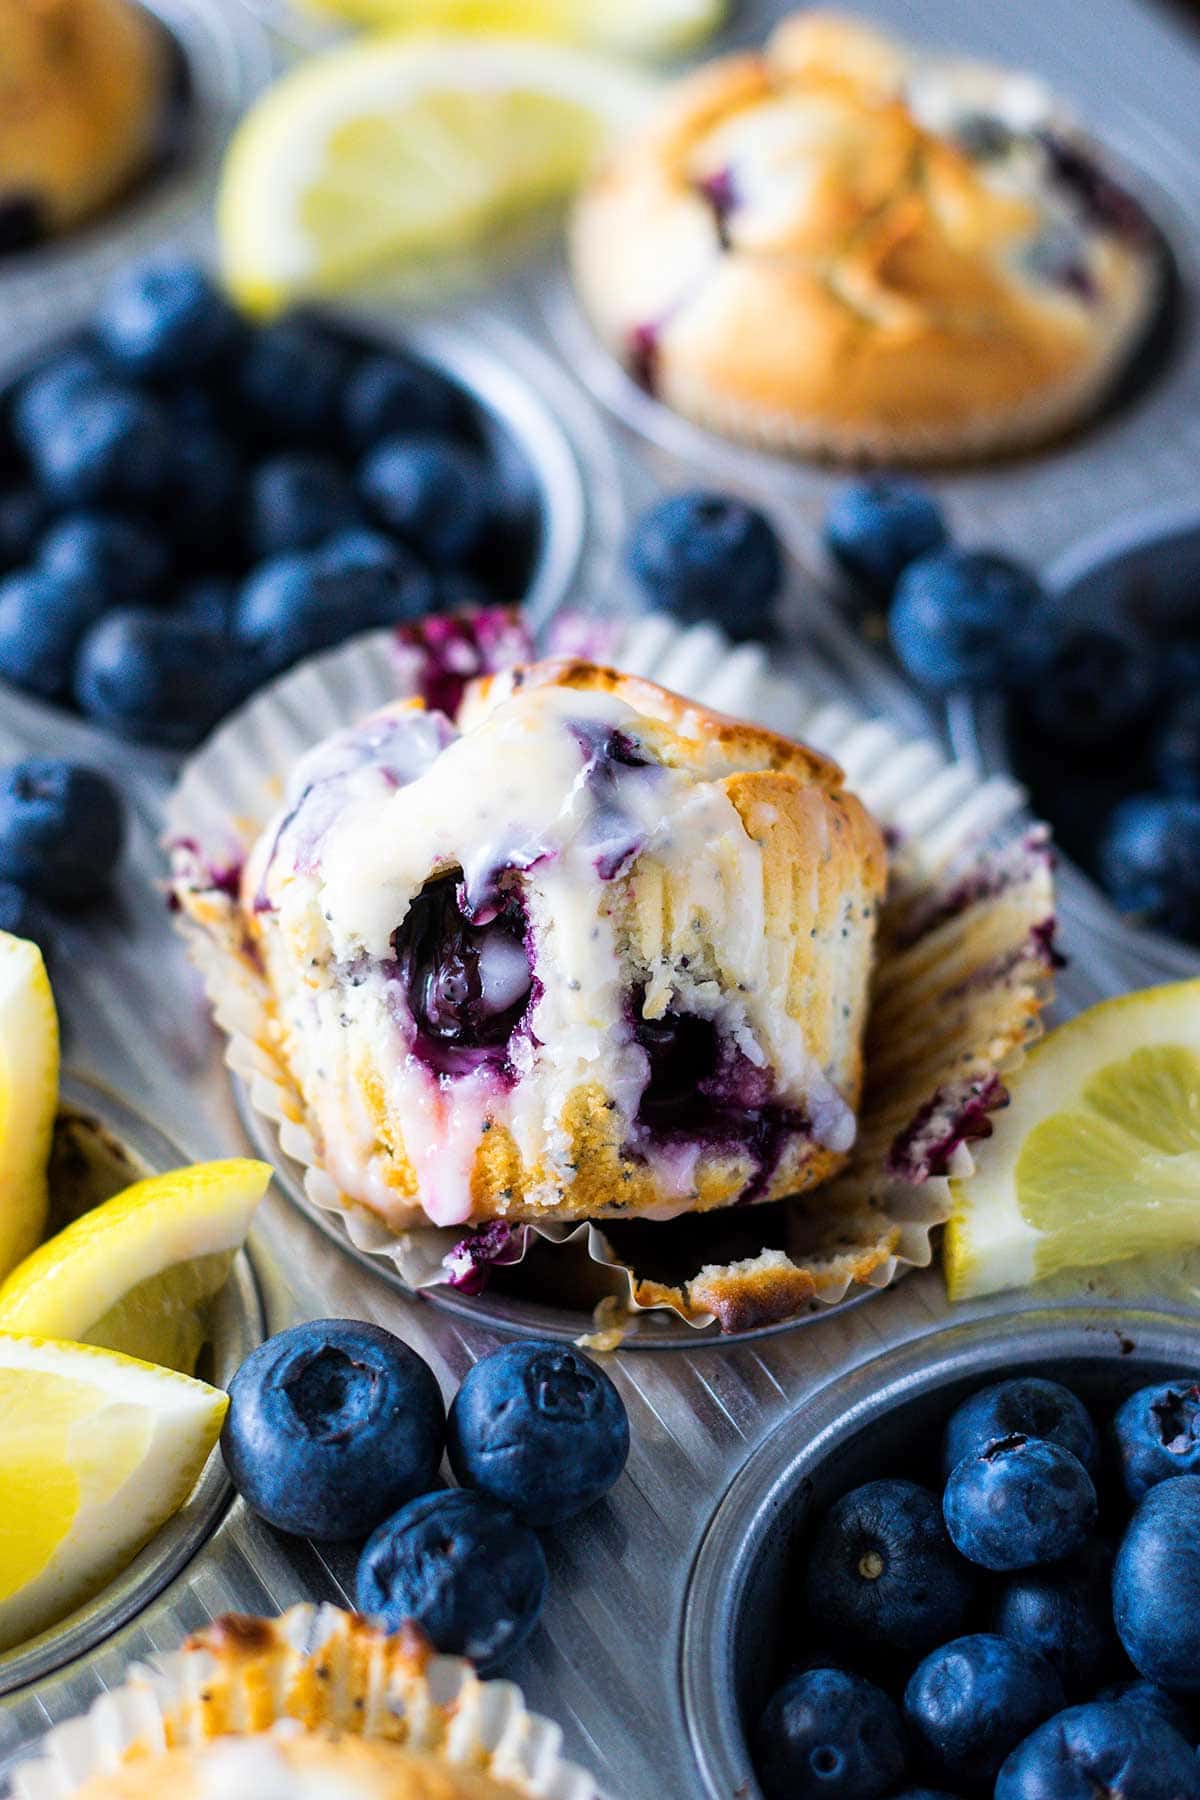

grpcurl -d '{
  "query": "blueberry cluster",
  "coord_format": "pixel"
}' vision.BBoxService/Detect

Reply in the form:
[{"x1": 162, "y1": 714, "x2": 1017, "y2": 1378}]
[
  {"x1": 754, "y1": 1373, "x2": 1200, "y2": 1800},
  {"x1": 0, "y1": 258, "x2": 540, "y2": 749},
  {"x1": 0, "y1": 757, "x2": 124, "y2": 956},
  {"x1": 222, "y1": 1321, "x2": 629, "y2": 1673},
  {"x1": 826, "y1": 479, "x2": 1200, "y2": 945}
]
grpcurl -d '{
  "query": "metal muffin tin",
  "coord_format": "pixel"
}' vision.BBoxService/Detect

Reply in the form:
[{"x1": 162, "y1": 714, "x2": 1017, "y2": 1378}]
[{"x1": 0, "y1": 0, "x2": 1199, "y2": 1795}]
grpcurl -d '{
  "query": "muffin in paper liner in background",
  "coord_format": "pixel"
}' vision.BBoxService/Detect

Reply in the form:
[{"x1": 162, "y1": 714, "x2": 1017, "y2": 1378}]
[
  {"x1": 166, "y1": 610, "x2": 1057, "y2": 1336},
  {"x1": 11, "y1": 1604, "x2": 605, "y2": 1800}
]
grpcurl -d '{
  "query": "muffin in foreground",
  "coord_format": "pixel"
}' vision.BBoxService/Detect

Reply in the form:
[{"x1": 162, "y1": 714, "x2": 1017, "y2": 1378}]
[
  {"x1": 569, "y1": 9, "x2": 1162, "y2": 462},
  {"x1": 175, "y1": 659, "x2": 887, "y2": 1236}
]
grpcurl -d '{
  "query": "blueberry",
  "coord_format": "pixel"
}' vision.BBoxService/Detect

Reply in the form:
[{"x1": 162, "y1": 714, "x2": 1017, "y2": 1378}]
[
  {"x1": 10, "y1": 349, "x2": 105, "y2": 451},
  {"x1": 0, "y1": 485, "x2": 48, "y2": 571},
  {"x1": 994, "y1": 1701, "x2": 1200, "y2": 1800},
  {"x1": 0, "y1": 760, "x2": 122, "y2": 905},
  {"x1": 177, "y1": 578, "x2": 236, "y2": 634},
  {"x1": 235, "y1": 541, "x2": 434, "y2": 674},
  {"x1": 903, "y1": 1634, "x2": 1065, "y2": 1788},
  {"x1": 625, "y1": 490, "x2": 783, "y2": 641},
  {"x1": 824, "y1": 478, "x2": 947, "y2": 598},
  {"x1": 889, "y1": 549, "x2": 1047, "y2": 692},
  {"x1": 341, "y1": 351, "x2": 463, "y2": 449},
  {"x1": 0, "y1": 568, "x2": 105, "y2": 700},
  {"x1": 160, "y1": 424, "x2": 243, "y2": 556},
  {"x1": 1113, "y1": 1380, "x2": 1200, "y2": 1501},
  {"x1": 1097, "y1": 1680, "x2": 1194, "y2": 1742},
  {"x1": 394, "y1": 872, "x2": 534, "y2": 1074},
  {"x1": 1113, "y1": 1475, "x2": 1200, "y2": 1692},
  {"x1": 223, "y1": 1318, "x2": 445, "y2": 1541},
  {"x1": 356, "y1": 1488, "x2": 546, "y2": 1672},
  {"x1": 39, "y1": 511, "x2": 171, "y2": 603},
  {"x1": 236, "y1": 320, "x2": 349, "y2": 441},
  {"x1": 74, "y1": 610, "x2": 251, "y2": 749},
  {"x1": 249, "y1": 453, "x2": 359, "y2": 557},
  {"x1": 95, "y1": 258, "x2": 239, "y2": 378},
  {"x1": 31, "y1": 387, "x2": 170, "y2": 506},
  {"x1": 944, "y1": 1435, "x2": 1097, "y2": 1570},
  {"x1": 1020, "y1": 624, "x2": 1157, "y2": 752},
  {"x1": 1099, "y1": 795, "x2": 1200, "y2": 940},
  {"x1": 359, "y1": 436, "x2": 489, "y2": 569},
  {"x1": 753, "y1": 1667, "x2": 907, "y2": 1800},
  {"x1": 942, "y1": 1378, "x2": 1099, "y2": 1481},
  {"x1": 990, "y1": 1540, "x2": 1119, "y2": 1694},
  {"x1": 319, "y1": 525, "x2": 402, "y2": 571},
  {"x1": 447, "y1": 1340, "x2": 629, "y2": 1527},
  {"x1": 1153, "y1": 690, "x2": 1200, "y2": 797},
  {"x1": 0, "y1": 880, "x2": 55, "y2": 958},
  {"x1": 802, "y1": 1479, "x2": 975, "y2": 1658}
]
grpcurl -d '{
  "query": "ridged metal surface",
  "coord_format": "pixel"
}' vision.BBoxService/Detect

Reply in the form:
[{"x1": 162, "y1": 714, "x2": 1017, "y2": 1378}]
[{"x1": 0, "y1": 2, "x2": 1198, "y2": 1796}]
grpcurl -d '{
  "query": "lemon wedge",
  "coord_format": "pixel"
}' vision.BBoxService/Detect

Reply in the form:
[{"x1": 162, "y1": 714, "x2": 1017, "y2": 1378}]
[
  {"x1": 299, "y1": 0, "x2": 726, "y2": 58},
  {"x1": 0, "y1": 934, "x2": 58, "y2": 1285},
  {"x1": 946, "y1": 981, "x2": 1200, "y2": 1300},
  {"x1": 217, "y1": 35, "x2": 656, "y2": 315},
  {"x1": 0, "y1": 1160, "x2": 270, "y2": 1375},
  {"x1": 0, "y1": 1333, "x2": 227, "y2": 1652}
]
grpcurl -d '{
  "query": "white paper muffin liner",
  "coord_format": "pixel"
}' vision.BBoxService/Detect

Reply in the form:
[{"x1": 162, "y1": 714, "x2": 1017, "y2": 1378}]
[
  {"x1": 166, "y1": 614, "x2": 1056, "y2": 1336},
  {"x1": 10, "y1": 1603, "x2": 605, "y2": 1800}
]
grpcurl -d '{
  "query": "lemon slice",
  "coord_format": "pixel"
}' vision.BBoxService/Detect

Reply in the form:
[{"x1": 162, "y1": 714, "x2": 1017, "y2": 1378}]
[
  {"x1": 0, "y1": 1161, "x2": 271, "y2": 1376},
  {"x1": 217, "y1": 35, "x2": 656, "y2": 315},
  {"x1": 0, "y1": 934, "x2": 59, "y2": 1285},
  {"x1": 0, "y1": 1333, "x2": 227, "y2": 1652},
  {"x1": 299, "y1": 0, "x2": 726, "y2": 58},
  {"x1": 946, "y1": 981, "x2": 1200, "y2": 1300}
]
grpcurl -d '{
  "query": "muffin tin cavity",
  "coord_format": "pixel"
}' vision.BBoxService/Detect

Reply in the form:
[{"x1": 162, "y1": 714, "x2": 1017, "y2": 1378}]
[
  {"x1": 680, "y1": 1308, "x2": 1200, "y2": 1800},
  {"x1": 0, "y1": 1075, "x2": 263, "y2": 1697}
]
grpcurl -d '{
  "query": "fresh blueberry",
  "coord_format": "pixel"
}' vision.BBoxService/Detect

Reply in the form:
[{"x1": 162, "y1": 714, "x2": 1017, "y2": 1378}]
[
  {"x1": 990, "y1": 1539, "x2": 1119, "y2": 1695},
  {"x1": 1113, "y1": 1474, "x2": 1200, "y2": 1692},
  {"x1": 359, "y1": 436, "x2": 489, "y2": 569},
  {"x1": 802, "y1": 1479, "x2": 975, "y2": 1657},
  {"x1": 38, "y1": 511, "x2": 171, "y2": 603},
  {"x1": 177, "y1": 578, "x2": 236, "y2": 634},
  {"x1": 754, "y1": 1667, "x2": 907, "y2": 1800},
  {"x1": 889, "y1": 549, "x2": 1047, "y2": 692},
  {"x1": 0, "y1": 879, "x2": 55, "y2": 958},
  {"x1": 903, "y1": 1634, "x2": 1065, "y2": 1788},
  {"x1": 1099, "y1": 795, "x2": 1200, "y2": 940},
  {"x1": 824, "y1": 478, "x2": 947, "y2": 598},
  {"x1": 236, "y1": 319, "x2": 349, "y2": 441},
  {"x1": 30, "y1": 387, "x2": 170, "y2": 506},
  {"x1": 319, "y1": 525, "x2": 402, "y2": 571},
  {"x1": 944, "y1": 1435, "x2": 1097, "y2": 1570},
  {"x1": 1153, "y1": 690, "x2": 1200, "y2": 797},
  {"x1": 942, "y1": 1378, "x2": 1099, "y2": 1481},
  {"x1": 626, "y1": 490, "x2": 783, "y2": 641},
  {"x1": 1019, "y1": 624, "x2": 1157, "y2": 753},
  {"x1": 0, "y1": 760, "x2": 122, "y2": 905},
  {"x1": 222, "y1": 1318, "x2": 445, "y2": 1541},
  {"x1": 994, "y1": 1701, "x2": 1200, "y2": 1800},
  {"x1": 74, "y1": 610, "x2": 251, "y2": 749},
  {"x1": 1096, "y1": 1679, "x2": 1195, "y2": 1742},
  {"x1": 235, "y1": 541, "x2": 434, "y2": 674},
  {"x1": 341, "y1": 351, "x2": 463, "y2": 449},
  {"x1": 447, "y1": 1340, "x2": 629, "y2": 1528},
  {"x1": 356, "y1": 1488, "x2": 546, "y2": 1672},
  {"x1": 248, "y1": 453, "x2": 359, "y2": 557},
  {"x1": 10, "y1": 348, "x2": 105, "y2": 451},
  {"x1": 95, "y1": 258, "x2": 240, "y2": 378},
  {"x1": 159, "y1": 424, "x2": 243, "y2": 556},
  {"x1": 0, "y1": 485, "x2": 47, "y2": 571},
  {"x1": 1113, "y1": 1380, "x2": 1200, "y2": 1501},
  {"x1": 0, "y1": 568, "x2": 105, "y2": 699}
]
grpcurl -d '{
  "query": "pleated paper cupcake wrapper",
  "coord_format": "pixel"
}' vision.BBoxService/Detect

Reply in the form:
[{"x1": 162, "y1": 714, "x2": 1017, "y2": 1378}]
[
  {"x1": 167, "y1": 613, "x2": 1057, "y2": 1336},
  {"x1": 11, "y1": 1603, "x2": 604, "y2": 1800}
]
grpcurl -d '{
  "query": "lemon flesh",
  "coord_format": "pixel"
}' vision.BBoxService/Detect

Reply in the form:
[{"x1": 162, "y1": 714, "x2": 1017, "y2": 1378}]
[
  {"x1": 0, "y1": 1160, "x2": 270, "y2": 1375},
  {"x1": 946, "y1": 981, "x2": 1200, "y2": 1300},
  {"x1": 0, "y1": 934, "x2": 59, "y2": 1283},
  {"x1": 218, "y1": 36, "x2": 655, "y2": 314},
  {"x1": 0, "y1": 1334, "x2": 227, "y2": 1652},
  {"x1": 299, "y1": 0, "x2": 726, "y2": 58}
]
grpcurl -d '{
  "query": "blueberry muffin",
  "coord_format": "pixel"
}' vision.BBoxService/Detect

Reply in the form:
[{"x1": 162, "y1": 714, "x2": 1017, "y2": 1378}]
[
  {"x1": 0, "y1": 0, "x2": 169, "y2": 246},
  {"x1": 176, "y1": 660, "x2": 886, "y2": 1237},
  {"x1": 570, "y1": 10, "x2": 1162, "y2": 462},
  {"x1": 70, "y1": 1738, "x2": 530, "y2": 1800}
]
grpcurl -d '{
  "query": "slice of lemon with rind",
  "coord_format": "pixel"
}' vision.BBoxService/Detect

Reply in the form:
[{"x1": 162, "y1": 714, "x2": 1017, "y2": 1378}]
[
  {"x1": 945, "y1": 981, "x2": 1200, "y2": 1300},
  {"x1": 217, "y1": 35, "x2": 657, "y2": 315},
  {"x1": 0, "y1": 934, "x2": 59, "y2": 1284},
  {"x1": 0, "y1": 1160, "x2": 270, "y2": 1375},
  {"x1": 0, "y1": 1333, "x2": 227, "y2": 1653},
  {"x1": 298, "y1": 0, "x2": 727, "y2": 59}
]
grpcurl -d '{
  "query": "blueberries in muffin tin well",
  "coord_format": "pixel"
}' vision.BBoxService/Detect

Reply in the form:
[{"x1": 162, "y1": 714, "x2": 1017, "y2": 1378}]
[
  {"x1": 0, "y1": 254, "x2": 544, "y2": 746},
  {"x1": 941, "y1": 1376, "x2": 1100, "y2": 1481},
  {"x1": 625, "y1": 489, "x2": 783, "y2": 641}
]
